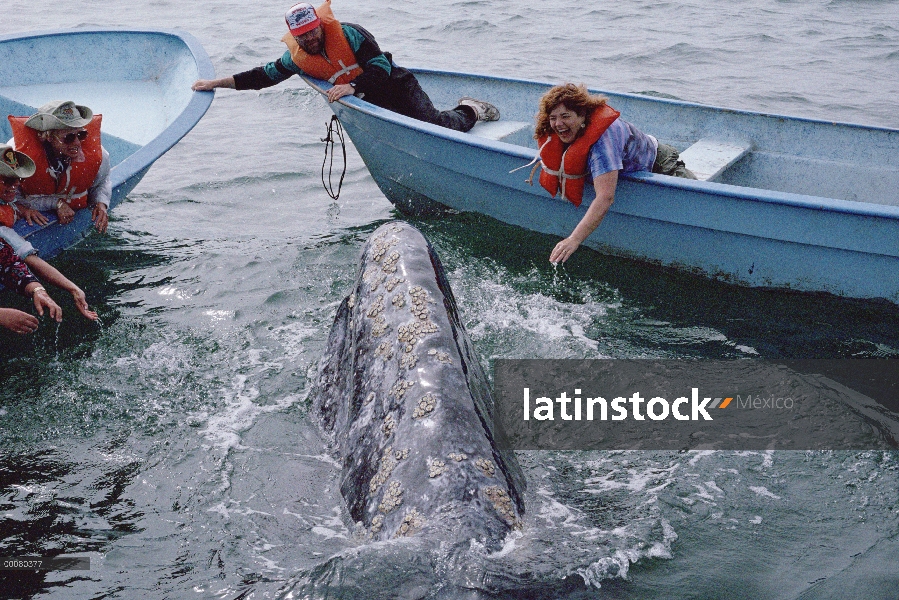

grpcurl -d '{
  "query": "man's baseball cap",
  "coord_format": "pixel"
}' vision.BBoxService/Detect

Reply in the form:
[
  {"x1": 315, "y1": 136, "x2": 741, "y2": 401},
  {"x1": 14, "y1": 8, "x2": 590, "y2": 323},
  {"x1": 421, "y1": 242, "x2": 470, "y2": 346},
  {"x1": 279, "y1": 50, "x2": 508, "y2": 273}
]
[{"x1": 286, "y1": 3, "x2": 321, "y2": 36}]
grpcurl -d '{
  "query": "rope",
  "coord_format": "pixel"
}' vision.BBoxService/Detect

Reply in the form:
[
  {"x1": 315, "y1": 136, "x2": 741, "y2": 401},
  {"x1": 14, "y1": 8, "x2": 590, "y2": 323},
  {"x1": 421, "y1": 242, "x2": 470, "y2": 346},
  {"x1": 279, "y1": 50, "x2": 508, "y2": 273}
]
[
  {"x1": 510, "y1": 137, "x2": 553, "y2": 185},
  {"x1": 320, "y1": 115, "x2": 347, "y2": 200}
]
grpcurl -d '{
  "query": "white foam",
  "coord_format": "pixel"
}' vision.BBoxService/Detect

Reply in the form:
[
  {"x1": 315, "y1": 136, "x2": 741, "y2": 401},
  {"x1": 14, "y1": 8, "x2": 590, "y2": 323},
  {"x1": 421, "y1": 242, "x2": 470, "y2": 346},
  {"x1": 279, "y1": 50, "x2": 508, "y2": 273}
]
[
  {"x1": 688, "y1": 450, "x2": 717, "y2": 466},
  {"x1": 454, "y1": 267, "x2": 612, "y2": 357},
  {"x1": 205, "y1": 310, "x2": 235, "y2": 322},
  {"x1": 749, "y1": 486, "x2": 781, "y2": 500},
  {"x1": 157, "y1": 286, "x2": 191, "y2": 300},
  {"x1": 582, "y1": 464, "x2": 678, "y2": 494}
]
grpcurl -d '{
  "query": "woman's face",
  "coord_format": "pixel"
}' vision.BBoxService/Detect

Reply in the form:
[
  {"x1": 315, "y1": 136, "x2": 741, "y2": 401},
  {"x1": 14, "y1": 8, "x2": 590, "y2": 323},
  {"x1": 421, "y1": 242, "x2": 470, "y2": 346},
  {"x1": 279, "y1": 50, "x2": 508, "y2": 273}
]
[{"x1": 548, "y1": 103, "x2": 586, "y2": 144}]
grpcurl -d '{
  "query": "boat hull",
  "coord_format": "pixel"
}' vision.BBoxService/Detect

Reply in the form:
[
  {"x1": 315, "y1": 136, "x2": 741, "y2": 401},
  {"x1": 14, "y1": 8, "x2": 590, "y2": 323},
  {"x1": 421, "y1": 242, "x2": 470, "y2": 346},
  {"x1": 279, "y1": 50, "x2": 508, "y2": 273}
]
[
  {"x1": 304, "y1": 70, "x2": 899, "y2": 303},
  {"x1": 0, "y1": 28, "x2": 214, "y2": 258}
]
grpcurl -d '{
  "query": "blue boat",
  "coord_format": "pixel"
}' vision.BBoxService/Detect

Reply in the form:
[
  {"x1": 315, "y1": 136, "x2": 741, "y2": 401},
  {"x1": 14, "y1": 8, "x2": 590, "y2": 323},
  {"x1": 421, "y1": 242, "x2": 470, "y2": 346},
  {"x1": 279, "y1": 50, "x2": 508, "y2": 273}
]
[
  {"x1": 0, "y1": 28, "x2": 214, "y2": 258},
  {"x1": 302, "y1": 69, "x2": 899, "y2": 303}
]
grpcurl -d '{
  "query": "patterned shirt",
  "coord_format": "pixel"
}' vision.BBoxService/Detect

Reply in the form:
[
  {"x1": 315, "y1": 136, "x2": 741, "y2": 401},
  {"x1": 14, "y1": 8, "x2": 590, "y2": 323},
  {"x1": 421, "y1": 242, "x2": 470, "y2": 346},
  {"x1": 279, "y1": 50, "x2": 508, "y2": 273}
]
[
  {"x1": 0, "y1": 239, "x2": 38, "y2": 296},
  {"x1": 586, "y1": 118, "x2": 659, "y2": 178}
]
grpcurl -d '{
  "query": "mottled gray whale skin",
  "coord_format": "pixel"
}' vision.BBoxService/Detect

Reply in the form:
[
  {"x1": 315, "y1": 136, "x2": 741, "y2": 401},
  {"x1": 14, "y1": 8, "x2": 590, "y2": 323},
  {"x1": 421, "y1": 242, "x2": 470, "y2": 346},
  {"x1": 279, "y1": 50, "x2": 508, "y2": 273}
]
[{"x1": 313, "y1": 221, "x2": 525, "y2": 549}]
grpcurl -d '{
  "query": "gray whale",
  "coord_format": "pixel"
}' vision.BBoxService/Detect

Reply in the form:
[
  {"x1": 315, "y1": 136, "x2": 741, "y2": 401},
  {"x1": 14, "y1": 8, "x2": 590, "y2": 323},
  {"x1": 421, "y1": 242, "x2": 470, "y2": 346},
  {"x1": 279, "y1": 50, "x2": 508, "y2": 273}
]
[{"x1": 313, "y1": 221, "x2": 525, "y2": 549}]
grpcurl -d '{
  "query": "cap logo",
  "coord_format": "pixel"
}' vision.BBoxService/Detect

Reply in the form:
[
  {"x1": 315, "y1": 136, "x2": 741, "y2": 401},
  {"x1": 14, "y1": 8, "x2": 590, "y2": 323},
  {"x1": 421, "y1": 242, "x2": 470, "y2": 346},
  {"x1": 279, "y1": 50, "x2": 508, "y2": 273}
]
[
  {"x1": 287, "y1": 7, "x2": 316, "y2": 30},
  {"x1": 2, "y1": 150, "x2": 18, "y2": 169}
]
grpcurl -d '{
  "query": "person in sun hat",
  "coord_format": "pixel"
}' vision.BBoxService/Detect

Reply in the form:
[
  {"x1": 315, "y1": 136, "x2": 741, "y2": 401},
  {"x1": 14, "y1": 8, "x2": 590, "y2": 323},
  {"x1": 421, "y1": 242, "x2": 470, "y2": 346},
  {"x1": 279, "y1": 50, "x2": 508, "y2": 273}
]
[
  {"x1": 0, "y1": 142, "x2": 99, "y2": 323},
  {"x1": 6, "y1": 100, "x2": 111, "y2": 234},
  {"x1": 531, "y1": 83, "x2": 696, "y2": 265},
  {"x1": 192, "y1": 1, "x2": 499, "y2": 132},
  {"x1": 0, "y1": 144, "x2": 36, "y2": 231},
  {"x1": 0, "y1": 143, "x2": 41, "y2": 259}
]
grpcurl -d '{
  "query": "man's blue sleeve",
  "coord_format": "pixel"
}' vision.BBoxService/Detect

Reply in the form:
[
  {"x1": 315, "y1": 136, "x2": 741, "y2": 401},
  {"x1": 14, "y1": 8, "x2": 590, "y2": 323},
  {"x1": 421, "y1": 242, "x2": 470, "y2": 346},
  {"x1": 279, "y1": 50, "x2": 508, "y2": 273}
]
[
  {"x1": 342, "y1": 25, "x2": 391, "y2": 75},
  {"x1": 267, "y1": 52, "x2": 305, "y2": 78}
]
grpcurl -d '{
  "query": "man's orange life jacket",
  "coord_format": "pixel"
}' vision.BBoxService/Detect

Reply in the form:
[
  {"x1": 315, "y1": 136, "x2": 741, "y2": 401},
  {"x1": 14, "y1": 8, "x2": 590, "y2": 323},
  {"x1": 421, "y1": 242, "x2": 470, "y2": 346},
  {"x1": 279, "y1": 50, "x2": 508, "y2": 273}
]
[
  {"x1": 537, "y1": 104, "x2": 620, "y2": 207},
  {"x1": 8, "y1": 115, "x2": 103, "y2": 211},
  {"x1": 281, "y1": 0, "x2": 364, "y2": 85}
]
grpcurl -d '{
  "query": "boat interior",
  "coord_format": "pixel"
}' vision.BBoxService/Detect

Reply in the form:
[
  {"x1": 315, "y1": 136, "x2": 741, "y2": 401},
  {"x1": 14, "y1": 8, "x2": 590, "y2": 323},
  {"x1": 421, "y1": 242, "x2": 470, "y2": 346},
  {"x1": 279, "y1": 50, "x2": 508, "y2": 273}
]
[
  {"x1": 0, "y1": 31, "x2": 200, "y2": 167},
  {"x1": 417, "y1": 71, "x2": 899, "y2": 207}
]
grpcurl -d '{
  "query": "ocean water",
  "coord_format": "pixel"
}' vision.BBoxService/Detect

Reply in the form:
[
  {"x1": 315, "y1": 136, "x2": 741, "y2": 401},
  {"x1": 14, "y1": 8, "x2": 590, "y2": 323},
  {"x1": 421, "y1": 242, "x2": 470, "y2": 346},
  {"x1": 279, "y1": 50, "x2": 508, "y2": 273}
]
[{"x1": 2, "y1": 0, "x2": 899, "y2": 598}]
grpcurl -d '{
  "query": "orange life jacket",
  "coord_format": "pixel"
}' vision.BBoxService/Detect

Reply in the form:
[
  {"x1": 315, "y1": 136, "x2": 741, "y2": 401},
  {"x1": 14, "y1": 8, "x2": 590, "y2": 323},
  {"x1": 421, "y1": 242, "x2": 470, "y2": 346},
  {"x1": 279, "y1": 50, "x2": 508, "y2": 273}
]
[
  {"x1": 281, "y1": 0, "x2": 364, "y2": 85},
  {"x1": 0, "y1": 204, "x2": 14, "y2": 228},
  {"x1": 537, "y1": 104, "x2": 620, "y2": 207},
  {"x1": 8, "y1": 115, "x2": 103, "y2": 211}
]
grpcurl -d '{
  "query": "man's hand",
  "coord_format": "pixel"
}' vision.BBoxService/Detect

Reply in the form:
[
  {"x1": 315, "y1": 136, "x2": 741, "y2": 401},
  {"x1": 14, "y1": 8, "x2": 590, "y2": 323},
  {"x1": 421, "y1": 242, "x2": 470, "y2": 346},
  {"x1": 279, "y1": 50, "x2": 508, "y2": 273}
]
[
  {"x1": 326, "y1": 84, "x2": 355, "y2": 102},
  {"x1": 19, "y1": 206, "x2": 49, "y2": 226},
  {"x1": 0, "y1": 307, "x2": 39, "y2": 334},
  {"x1": 92, "y1": 203, "x2": 109, "y2": 233},
  {"x1": 192, "y1": 77, "x2": 236, "y2": 91},
  {"x1": 56, "y1": 202, "x2": 75, "y2": 225}
]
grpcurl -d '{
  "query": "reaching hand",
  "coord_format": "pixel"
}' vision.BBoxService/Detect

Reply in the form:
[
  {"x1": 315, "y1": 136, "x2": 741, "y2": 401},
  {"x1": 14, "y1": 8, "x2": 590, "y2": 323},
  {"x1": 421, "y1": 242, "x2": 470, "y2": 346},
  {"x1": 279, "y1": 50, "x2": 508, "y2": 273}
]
[
  {"x1": 70, "y1": 287, "x2": 99, "y2": 321},
  {"x1": 0, "y1": 307, "x2": 39, "y2": 334},
  {"x1": 30, "y1": 287, "x2": 62, "y2": 322},
  {"x1": 192, "y1": 79, "x2": 217, "y2": 91},
  {"x1": 92, "y1": 203, "x2": 109, "y2": 233},
  {"x1": 550, "y1": 237, "x2": 581, "y2": 265},
  {"x1": 192, "y1": 77, "x2": 235, "y2": 91}
]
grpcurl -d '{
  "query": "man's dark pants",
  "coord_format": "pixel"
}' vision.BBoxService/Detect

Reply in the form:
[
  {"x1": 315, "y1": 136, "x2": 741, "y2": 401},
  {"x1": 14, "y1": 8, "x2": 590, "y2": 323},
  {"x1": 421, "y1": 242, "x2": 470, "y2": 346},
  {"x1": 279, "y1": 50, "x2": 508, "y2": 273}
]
[{"x1": 370, "y1": 66, "x2": 476, "y2": 132}]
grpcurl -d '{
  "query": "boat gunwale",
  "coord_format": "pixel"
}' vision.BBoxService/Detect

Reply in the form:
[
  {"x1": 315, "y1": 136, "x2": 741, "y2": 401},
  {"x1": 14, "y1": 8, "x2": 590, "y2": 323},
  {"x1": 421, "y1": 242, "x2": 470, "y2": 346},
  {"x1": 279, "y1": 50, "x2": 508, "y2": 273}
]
[
  {"x1": 303, "y1": 68, "x2": 899, "y2": 221},
  {"x1": 0, "y1": 27, "x2": 216, "y2": 192}
]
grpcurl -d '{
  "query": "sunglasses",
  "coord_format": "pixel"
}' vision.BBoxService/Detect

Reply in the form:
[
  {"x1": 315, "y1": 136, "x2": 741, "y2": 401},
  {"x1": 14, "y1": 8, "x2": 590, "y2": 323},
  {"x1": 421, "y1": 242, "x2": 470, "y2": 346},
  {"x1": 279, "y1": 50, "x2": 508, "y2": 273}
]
[
  {"x1": 0, "y1": 175, "x2": 20, "y2": 186},
  {"x1": 56, "y1": 130, "x2": 89, "y2": 144}
]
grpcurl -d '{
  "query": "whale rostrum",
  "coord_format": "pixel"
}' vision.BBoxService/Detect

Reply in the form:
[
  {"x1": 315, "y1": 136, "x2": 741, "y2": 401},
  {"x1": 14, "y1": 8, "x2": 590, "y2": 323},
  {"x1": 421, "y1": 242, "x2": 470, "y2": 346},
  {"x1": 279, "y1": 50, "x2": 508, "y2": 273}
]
[{"x1": 313, "y1": 221, "x2": 525, "y2": 548}]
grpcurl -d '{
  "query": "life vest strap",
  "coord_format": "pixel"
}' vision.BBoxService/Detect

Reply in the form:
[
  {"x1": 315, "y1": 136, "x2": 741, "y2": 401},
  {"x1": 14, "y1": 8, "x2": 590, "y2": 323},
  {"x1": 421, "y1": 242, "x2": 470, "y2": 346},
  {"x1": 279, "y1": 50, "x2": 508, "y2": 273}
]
[
  {"x1": 511, "y1": 137, "x2": 552, "y2": 185},
  {"x1": 537, "y1": 165, "x2": 586, "y2": 180},
  {"x1": 328, "y1": 59, "x2": 360, "y2": 84},
  {"x1": 511, "y1": 137, "x2": 587, "y2": 198}
]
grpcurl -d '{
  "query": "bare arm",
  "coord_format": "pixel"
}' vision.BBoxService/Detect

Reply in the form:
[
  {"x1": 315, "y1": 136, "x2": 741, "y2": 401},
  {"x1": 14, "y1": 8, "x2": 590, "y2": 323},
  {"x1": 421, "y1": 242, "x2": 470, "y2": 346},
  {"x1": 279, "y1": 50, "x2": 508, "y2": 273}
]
[
  {"x1": 89, "y1": 150, "x2": 112, "y2": 233},
  {"x1": 24, "y1": 281, "x2": 62, "y2": 322},
  {"x1": 192, "y1": 76, "x2": 236, "y2": 91},
  {"x1": 549, "y1": 170, "x2": 618, "y2": 264},
  {"x1": 0, "y1": 307, "x2": 39, "y2": 334},
  {"x1": 23, "y1": 255, "x2": 98, "y2": 320}
]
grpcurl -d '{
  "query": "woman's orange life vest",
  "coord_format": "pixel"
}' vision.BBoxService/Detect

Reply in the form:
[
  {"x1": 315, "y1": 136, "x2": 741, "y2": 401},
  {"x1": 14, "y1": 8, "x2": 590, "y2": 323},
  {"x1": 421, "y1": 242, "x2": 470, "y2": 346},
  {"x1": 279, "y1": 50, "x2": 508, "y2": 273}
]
[
  {"x1": 537, "y1": 104, "x2": 621, "y2": 207},
  {"x1": 281, "y1": 1, "x2": 364, "y2": 85},
  {"x1": 7, "y1": 115, "x2": 103, "y2": 211}
]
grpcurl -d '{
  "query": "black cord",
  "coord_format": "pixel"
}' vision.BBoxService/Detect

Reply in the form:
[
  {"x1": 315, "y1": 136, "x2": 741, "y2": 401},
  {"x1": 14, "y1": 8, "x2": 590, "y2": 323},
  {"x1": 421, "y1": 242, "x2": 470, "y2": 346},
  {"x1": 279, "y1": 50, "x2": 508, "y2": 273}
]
[{"x1": 321, "y1": 115, "x2": 347, "y2": 200}]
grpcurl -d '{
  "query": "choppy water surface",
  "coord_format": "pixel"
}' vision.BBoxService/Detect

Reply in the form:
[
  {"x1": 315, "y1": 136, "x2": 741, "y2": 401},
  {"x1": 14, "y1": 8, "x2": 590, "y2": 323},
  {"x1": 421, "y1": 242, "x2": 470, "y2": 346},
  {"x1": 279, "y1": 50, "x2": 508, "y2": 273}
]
[{"x1": 2, "y1": 0, "x2": 899, "y2": 598}]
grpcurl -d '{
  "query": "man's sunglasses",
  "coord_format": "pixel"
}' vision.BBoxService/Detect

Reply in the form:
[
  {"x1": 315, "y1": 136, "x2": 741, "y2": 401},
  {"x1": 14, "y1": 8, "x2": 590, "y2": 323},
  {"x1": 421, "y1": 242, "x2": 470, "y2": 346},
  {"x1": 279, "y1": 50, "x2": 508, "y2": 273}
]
[
  {"x1": 0, "y1": 176, "x2": 21, "y2": 186},
  {"x1": 57, "y1": 130, "x2": 89, "y2": 144}
]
